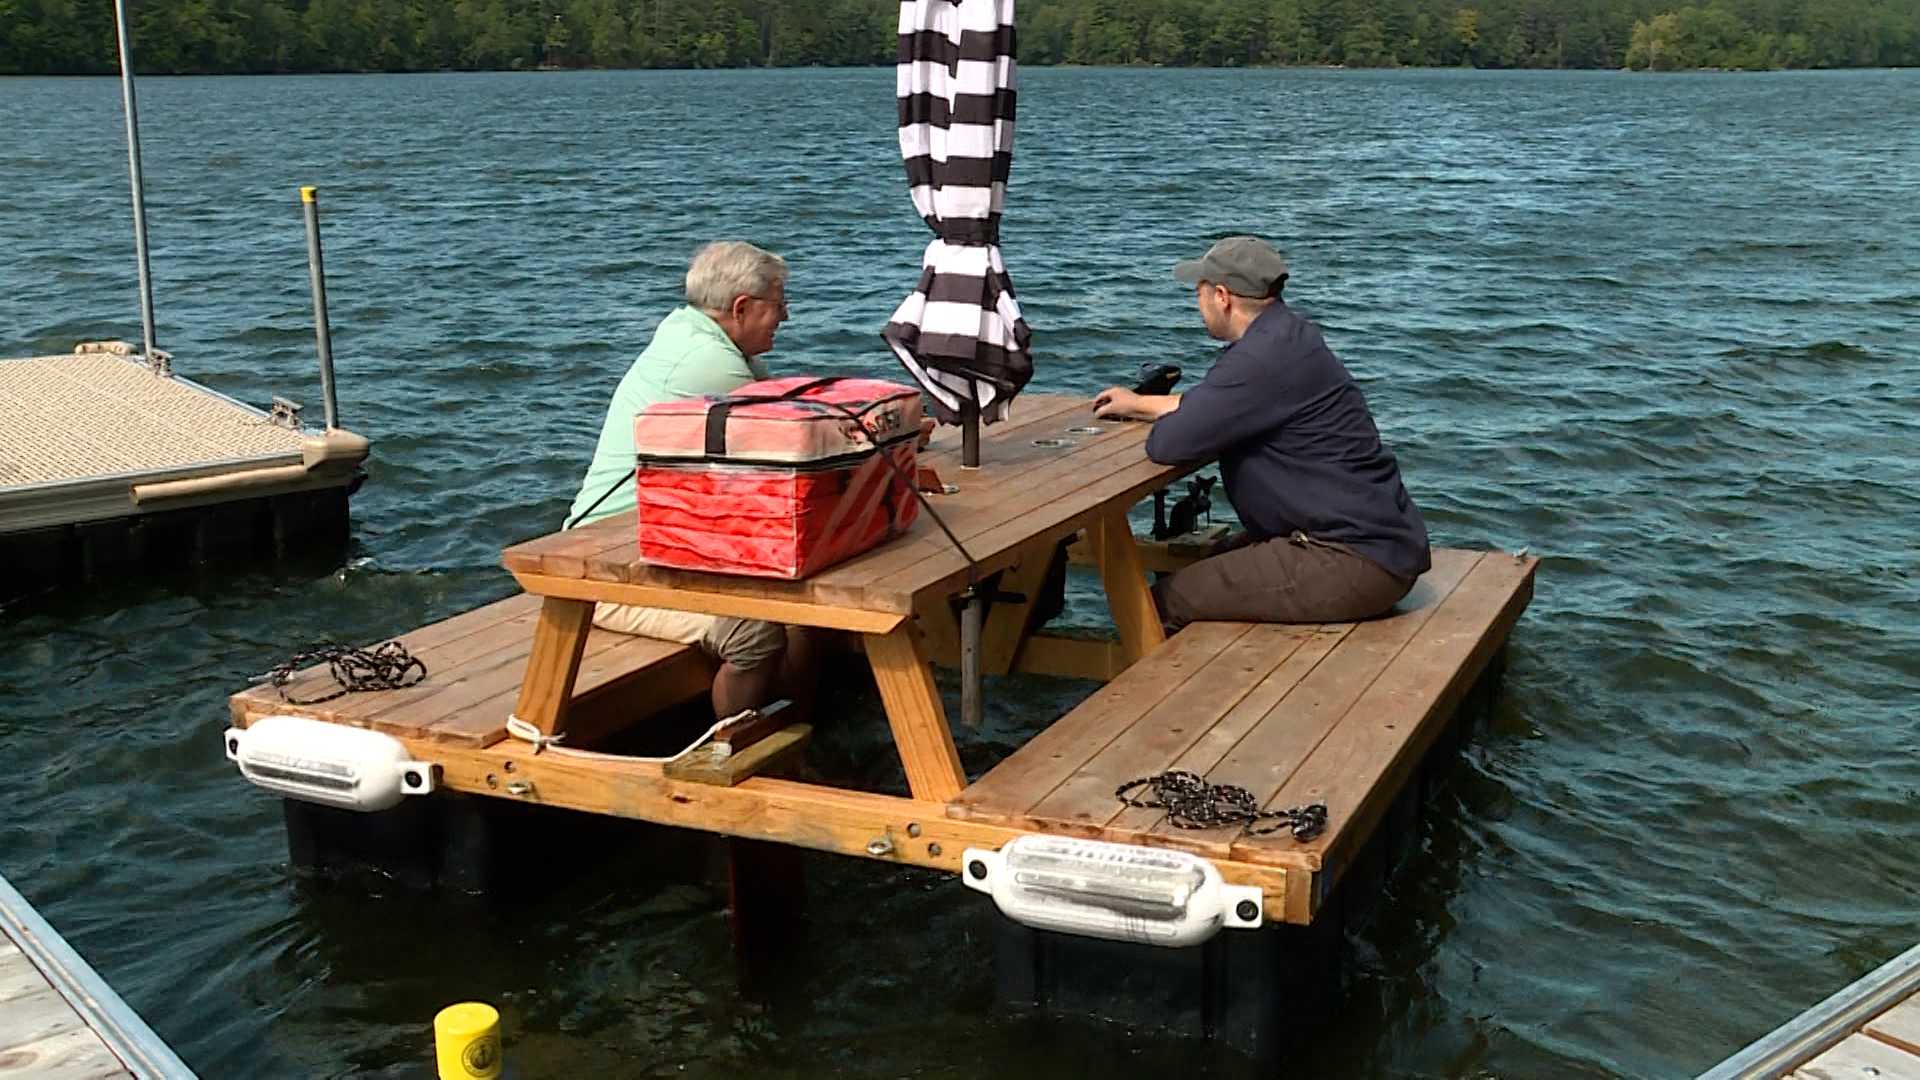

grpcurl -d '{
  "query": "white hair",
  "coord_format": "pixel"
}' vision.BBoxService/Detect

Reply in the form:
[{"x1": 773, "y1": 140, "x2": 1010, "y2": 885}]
[{"x1": 685, "y1": 241, "x2": 787, "y2": 312}]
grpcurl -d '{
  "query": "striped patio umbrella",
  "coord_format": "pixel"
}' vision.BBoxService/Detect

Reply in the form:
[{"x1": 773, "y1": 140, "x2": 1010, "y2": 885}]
[{"x1": 883, "y1": 0, "x2": 1032, "y2": 467}]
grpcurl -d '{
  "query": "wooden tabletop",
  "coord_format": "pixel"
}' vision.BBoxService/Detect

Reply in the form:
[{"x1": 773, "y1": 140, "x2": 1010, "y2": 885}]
[{"x1": 503, "y1": 394, "x2": 1195, "y2": 618}]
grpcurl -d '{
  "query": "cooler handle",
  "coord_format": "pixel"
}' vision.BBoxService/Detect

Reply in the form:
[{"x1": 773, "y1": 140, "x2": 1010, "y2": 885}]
[{"x1": 704, "y1": 376, "x2": 847, "y2": 457}]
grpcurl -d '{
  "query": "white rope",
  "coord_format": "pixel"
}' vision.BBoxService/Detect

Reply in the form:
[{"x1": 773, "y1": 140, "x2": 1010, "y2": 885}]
[
  {"x1": 503, "y1": 710, "x2": 758, "y2": 764},
  {"x1": 504, "y1": 714, "x2": 566, "y2": 755}
]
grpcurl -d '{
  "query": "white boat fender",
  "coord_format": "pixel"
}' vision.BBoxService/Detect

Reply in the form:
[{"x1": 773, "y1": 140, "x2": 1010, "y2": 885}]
[
  {"x1": 962, "y1": 834, "x2": 1264, "y2": 948},
  {"x1": 225, "y1": 715, "x2": 435, "y2": 812}
]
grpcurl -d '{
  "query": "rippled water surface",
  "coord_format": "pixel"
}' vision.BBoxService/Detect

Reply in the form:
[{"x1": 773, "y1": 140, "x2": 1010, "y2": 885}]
[{"x1": 2, "y1": 68, "x2": 1917, "y2": 1078}]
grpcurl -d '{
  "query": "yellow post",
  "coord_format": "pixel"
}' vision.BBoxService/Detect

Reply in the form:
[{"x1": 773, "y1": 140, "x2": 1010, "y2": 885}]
[{"x1": 434, "y1": 1002, "x2": 502, "y2": 1079}]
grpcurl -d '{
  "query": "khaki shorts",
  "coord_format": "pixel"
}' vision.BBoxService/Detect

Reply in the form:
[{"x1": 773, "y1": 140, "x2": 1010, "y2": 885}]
[{"x1": 591, "y1": 603, "x2": 786, "y2": 670}]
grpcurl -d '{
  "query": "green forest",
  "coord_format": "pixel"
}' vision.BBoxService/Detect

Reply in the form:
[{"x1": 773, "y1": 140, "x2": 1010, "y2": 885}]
[{"x1": 2, "y1": 0, "x2": 1914, "y2": 75}]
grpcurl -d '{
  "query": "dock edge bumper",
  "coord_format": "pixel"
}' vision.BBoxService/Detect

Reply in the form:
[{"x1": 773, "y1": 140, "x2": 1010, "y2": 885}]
[
  {"x1": 962, "y1": 835, "x2": 1264, "y2": 947},
  {"x1": 226, "y1": 715, "x2": 435, "y2": 811}
]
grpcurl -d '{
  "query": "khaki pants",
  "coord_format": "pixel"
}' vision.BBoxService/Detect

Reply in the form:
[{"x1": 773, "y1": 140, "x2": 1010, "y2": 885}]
[
  {"x1": 1153, "y1": 531, "x2": 1416, "y2": 630},
  {"x1": 591, "y1": 603, "x2": 786, "y2": 670}
]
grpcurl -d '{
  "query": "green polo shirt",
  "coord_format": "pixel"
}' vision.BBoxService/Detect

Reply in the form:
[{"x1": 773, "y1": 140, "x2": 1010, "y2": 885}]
[{"x1": 566, "y1": 306, "x2": 769, "y2": 527}]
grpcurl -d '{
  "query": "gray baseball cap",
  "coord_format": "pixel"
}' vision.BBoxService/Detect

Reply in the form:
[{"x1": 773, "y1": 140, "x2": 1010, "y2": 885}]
[{"x1": 1172, "y1": 236, "x2": 1290, "y2": 297}]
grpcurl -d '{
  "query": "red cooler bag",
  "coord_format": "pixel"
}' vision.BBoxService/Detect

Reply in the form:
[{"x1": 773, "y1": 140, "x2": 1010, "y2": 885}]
[{"x1": 632, "y1": 376, "x2": 923, "y2": 579}]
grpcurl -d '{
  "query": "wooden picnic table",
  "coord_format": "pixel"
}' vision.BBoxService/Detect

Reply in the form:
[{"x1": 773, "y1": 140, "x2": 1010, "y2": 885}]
[
  {"x1": 235, "y1": 391, "x2": 1533, "y2": 927},
  {"x1": 499, "y1": 393, "x2": 1195, "y2": 803}
]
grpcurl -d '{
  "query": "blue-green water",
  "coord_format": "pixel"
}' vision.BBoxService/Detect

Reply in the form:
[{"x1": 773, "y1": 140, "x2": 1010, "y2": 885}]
[{"x1": 2, "y1": 67, "x2": 1918, "y2": 1077}]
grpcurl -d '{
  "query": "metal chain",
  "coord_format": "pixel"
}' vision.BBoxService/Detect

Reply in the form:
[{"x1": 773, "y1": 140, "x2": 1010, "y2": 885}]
[
  {"x1": 260, "y1": 641, "x2": 426, "y2": 705},
  {"x1": 1115, "y1": 770, "x2": 1329, "y2": 841}
]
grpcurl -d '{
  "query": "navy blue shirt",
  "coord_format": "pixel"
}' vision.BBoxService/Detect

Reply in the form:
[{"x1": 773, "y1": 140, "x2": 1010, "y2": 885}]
[{"x1": 1145, "y1": 302, "x2": 1431, "y2": 582}]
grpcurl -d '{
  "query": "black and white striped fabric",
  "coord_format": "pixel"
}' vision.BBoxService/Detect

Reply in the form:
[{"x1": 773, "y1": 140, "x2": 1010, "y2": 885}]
[{"x1": 882, "y1": 0, "x2": 1033, "y2": 427}]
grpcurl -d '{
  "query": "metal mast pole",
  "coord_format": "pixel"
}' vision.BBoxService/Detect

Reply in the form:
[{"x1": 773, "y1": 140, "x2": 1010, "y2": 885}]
[
  {"x1": 112, "y1": 0, "x2": 163, "y2": 375},
  {"x1": 300, "y1": 187, "x2": 341, "y2": 431}
]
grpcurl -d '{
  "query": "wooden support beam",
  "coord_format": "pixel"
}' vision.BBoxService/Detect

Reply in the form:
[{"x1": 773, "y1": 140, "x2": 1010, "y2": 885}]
[
  {"x1": 510, "y1": 597, "x2": 594, "y2": 737},
  {"x1": 1091, "y1": 508, "x2": 1166, "y2": 664},
  {"x1": 662, "y1": 724, "x2": 811, "y2": 787},
  {"x1": 1065, "y1": 525, "x2": 1226, "y2": 575},
  {"x1": 980, "y1": 542, "x2": 1060, "y2": 676},
  {"x1": 913, "y1": 593, "x2": 962, "y2": 669},
  {"x1": 412, "y1": 741, "x2": 1304, "y2": 922},
  {"x1": 864, "y1": 623, "x2": 967, "y2": 802},
  {"x1": 1009, "y1": 631, "x2": 1128, "y2": 682},
  {"x1": 510, "y1": 571, "x2": 906, "y2": 635}
]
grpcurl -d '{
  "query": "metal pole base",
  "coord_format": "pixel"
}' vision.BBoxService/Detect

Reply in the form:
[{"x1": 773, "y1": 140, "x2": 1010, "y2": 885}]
[{"x1": 960, "y1": 588, "x2": 984, "y2": 728}]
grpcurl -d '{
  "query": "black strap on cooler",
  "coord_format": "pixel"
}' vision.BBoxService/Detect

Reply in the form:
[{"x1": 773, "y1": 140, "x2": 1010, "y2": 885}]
[
  {"x1": 703, "y1": 376, "x2": 845, "y2": 457},
  {"x1": 696, "y1": 379, "x2": 983, "y2": 587},
  {"x1": 580, "y1": 376, "x2": 981, "y2": 600}
]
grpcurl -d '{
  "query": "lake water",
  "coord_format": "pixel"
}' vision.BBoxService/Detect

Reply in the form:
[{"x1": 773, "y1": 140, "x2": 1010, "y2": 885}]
[{"x1": 1, "y1": 66, "x2": 1917, "y2": 1077}]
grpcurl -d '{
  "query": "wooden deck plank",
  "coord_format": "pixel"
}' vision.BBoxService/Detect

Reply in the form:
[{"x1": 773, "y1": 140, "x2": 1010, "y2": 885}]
[
  {"x1": 231, "y1": 592, "x2": 540, "y2": 715},
  {"x1": 538, "y1": 518, "x2": 635, "y2": 579},
  {"x1": 233, "y1": 612, "x2": 557, "y2": 740},
  {"x1": 1141, "y1": 549, "x2": 1482, "y2": 858},
  {"x1": 897, "y1": 450, "x2": 1199, "y2": 613},
  {"x1": 564, "y1": 398, "x2": 1150, "y2": 611},
  {"x1": 427, "y1": 631, "x2": 713, "y2": 746},
  {"x1": 852, "y1": 429, "x2": 1159, "y2": 606},
  {"x1": 1018, "y1": 623, "x2": 1317, "y2": 834},
  {"x1": 947, "y1": 622, "x2": 1252, "y2": 824},
  {"x1": 245, "y1": 607, "x2": 545, "y2": 726},
  {"x1": 0, "y1": 986, "x2": 85, "y2": 1054},
  {"x1": 231, "y1": 594, "x2": 706, "y2": 748},
  {"x1": 1104, "y1": 623, "x2": 1356, "y2": 837},
  {"x1": 1232, "y1": 552, "x2": 1534, "y2": 875},
  {"x1": 0, "y1": 1026, "x2": 130, "y2": 1080},
  {"x1": 1792, "y1": 1032, "x2": 1920, "y2": 1079},
  {"x1": 595, "y1": 404, "x2": 1105, "y2": 602},
  {"x1": 530, "y1": 394, "x2": 1093, "y2": 597},
  {"x1": 407, "y1": 625, "x2": 657, "y2": 744},
  {"x1": 1865, "y1": 991, "x2": 1920, "y2": 1057},
  {"x1": 0, "y1": 941, "x2": 42, "y2": 1004}
]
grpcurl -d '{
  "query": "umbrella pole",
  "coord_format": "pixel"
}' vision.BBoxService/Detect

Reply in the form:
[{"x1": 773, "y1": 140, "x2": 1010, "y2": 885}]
[
  {"x1": 961, "y1": 399, "x2": 980, "y2": 469},
  {"x1": 960, "y1": 586, "x2": 984, "y2": 729}
]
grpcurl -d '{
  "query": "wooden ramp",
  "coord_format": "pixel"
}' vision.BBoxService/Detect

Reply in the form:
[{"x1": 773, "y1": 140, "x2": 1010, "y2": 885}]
[
  {"x1": 0, "y1": 870, "x2": 193, "y2": 1079},
  {"x1": 949, "y1": 547, "x2": 1536, "y2": 923}
]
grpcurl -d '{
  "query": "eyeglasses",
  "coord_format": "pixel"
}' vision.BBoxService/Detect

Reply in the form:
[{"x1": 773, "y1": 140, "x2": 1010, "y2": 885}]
[{"x1": 751, "y1": 294, "x2": 790, "y2": 318}]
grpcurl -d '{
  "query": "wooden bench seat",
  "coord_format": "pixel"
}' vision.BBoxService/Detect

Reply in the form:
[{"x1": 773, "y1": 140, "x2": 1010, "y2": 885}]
[
  {"x1": 947, "y1": 547, "x2": 1537, "y2": 921},
  {"x1": 228, "y1": 593, "x2": 716, "y2": 748}
]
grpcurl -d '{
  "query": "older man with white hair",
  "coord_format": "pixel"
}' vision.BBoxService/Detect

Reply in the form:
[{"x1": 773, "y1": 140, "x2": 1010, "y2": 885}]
[{"x1": 565, "y1": 240, "x2": 809, "y2": 721}]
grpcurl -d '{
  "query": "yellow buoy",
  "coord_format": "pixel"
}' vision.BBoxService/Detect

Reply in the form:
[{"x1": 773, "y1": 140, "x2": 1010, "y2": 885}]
[{"x1": 434, "y1": 1002, "x2": 502, "y2": 1079}]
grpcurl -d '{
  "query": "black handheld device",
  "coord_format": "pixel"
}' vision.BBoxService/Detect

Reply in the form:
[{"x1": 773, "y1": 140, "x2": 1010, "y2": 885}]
[{"x1": 1132, "y1": 362, "x2": 1182, "y2": 397}]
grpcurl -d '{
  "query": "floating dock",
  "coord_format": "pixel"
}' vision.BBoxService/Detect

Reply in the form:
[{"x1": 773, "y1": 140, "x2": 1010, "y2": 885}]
[
  {"x1": 0, "y1": 869, "x2": 194, "y2": 1079},
  {"x1": 223, "y1": 397, "x2": 1535, "y2": 1053},
  {"x1": 1702, "y1": 942, "x2": 1920, "y2": 1079},
  {"x1": 0, "y1": 344, "x2": 367, "y2": 594}
]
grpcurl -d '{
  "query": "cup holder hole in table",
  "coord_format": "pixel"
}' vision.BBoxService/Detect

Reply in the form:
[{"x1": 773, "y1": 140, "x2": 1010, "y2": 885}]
[
  {"x1": 1064, "y1": 426, "x2": 1104, "y2": 435},
  {"x1": 1032, "y1": 438, "x2": 1074, "y2": 448}
]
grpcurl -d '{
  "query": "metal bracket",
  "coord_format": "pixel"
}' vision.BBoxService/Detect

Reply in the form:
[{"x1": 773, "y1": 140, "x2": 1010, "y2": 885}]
[{"x1": 268, "y1": 395, "x2": 304, "y2": 430}]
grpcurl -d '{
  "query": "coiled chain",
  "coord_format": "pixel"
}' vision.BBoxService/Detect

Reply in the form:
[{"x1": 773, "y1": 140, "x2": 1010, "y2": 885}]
[
  {"x1": 260, "y1": 641, "x2": 427, "y2": 705},
  {"x1": 1115, "y1": 770, "x2": 1329, "y2": 841}
]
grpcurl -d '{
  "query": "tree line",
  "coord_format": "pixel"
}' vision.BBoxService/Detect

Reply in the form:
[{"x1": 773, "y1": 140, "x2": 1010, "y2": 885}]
[{"x1": 2, "y1": 0, "x2": 1913, "y2": 75}]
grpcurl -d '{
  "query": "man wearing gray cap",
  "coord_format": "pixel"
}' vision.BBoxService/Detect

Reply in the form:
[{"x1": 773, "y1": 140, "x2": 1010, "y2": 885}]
[{"x1": 1094, "y1": 236, "x2": 1430, "y2": 627}]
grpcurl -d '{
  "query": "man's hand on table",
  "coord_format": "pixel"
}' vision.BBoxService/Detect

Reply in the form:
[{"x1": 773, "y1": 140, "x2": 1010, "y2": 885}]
[{"x1": 1093, "y1": 387, "x2": 1181, "y2": 422}]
